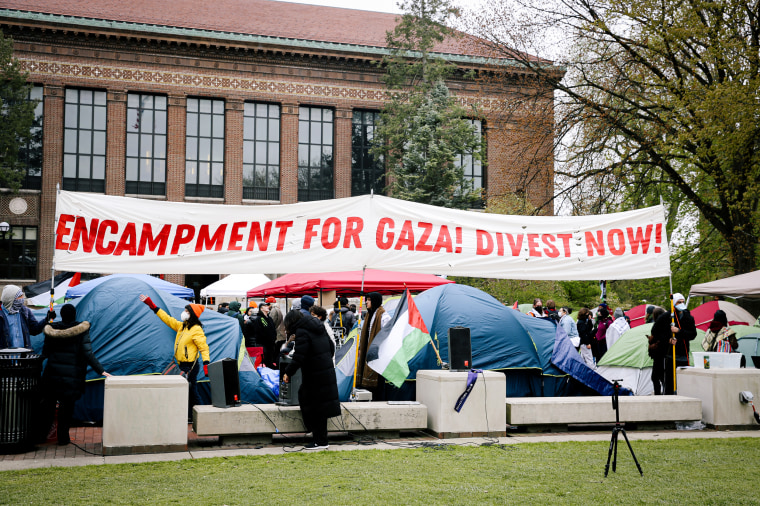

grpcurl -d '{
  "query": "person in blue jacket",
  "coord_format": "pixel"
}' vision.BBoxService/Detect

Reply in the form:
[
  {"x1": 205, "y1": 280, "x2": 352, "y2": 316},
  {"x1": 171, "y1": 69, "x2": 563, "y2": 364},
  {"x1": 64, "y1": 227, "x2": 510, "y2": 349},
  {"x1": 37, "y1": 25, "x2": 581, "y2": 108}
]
[{"x1": 1, "y1": 284, "x2": 54, "y2": 349}]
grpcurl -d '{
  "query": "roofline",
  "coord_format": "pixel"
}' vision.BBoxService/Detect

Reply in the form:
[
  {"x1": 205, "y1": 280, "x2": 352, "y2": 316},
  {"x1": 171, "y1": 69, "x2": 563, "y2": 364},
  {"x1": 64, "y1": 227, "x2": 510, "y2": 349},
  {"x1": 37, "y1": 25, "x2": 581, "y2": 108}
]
[{"x1": 0, "y1": 8, "x2": 558, "y2": 70}]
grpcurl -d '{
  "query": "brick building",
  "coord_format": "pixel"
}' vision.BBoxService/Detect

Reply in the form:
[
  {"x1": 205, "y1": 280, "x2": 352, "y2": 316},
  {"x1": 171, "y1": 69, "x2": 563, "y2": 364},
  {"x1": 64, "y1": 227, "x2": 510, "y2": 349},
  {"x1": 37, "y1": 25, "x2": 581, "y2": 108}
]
[{"x1": 0, "y1": 0, "x2": 558, "y2": 294}]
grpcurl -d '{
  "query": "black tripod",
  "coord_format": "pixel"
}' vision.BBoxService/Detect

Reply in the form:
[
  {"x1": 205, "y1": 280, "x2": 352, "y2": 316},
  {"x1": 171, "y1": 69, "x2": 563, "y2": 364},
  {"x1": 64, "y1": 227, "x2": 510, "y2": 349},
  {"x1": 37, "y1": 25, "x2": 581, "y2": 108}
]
[{"x1": 604, "y1": 380, "x2": 643, "y2": 477}]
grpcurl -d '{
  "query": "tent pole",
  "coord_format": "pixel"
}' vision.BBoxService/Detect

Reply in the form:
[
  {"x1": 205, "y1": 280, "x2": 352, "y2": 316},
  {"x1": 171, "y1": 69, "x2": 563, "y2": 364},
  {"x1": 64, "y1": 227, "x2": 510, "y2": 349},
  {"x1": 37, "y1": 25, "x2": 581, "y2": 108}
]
[
  {"x1": 669, "y1": 278, "x2": 677, "y2": 395},
  {"x1": 351, "y1": 265, "x2": 367, "y2": 400}
]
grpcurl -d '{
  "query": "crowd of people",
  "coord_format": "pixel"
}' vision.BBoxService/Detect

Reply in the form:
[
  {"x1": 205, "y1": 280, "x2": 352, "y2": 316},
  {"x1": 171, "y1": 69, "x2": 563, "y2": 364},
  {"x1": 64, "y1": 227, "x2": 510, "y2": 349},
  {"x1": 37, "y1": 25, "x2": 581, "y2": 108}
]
[{"x1": 1, "y1": 280, "x2": 754, "y2": 449}]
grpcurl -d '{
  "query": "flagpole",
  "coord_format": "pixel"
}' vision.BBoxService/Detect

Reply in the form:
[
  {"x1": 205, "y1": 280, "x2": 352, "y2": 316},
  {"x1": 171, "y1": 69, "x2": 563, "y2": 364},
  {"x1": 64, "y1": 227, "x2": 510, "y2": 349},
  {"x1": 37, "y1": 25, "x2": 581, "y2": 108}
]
[
  {"x1": 351, "y1": 265, "x2": 367, "y2": 400},
  {"x1": 49, "y1": 184, "x2": 59, "y2": 321}
]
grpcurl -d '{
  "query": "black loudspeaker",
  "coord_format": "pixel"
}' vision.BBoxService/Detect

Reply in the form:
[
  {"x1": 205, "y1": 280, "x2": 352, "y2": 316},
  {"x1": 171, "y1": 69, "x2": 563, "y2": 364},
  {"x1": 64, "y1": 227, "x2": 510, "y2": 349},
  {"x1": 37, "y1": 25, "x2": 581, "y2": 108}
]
[
  {"x1": 209, "y1": 358, "x2": 241, "y2": 408},
  {"x1": 448, "y1": 327, "x2": 472, "y2": 371},
  {"x1": 276, "y1": 355, "x2": 303, "y2": 406}
]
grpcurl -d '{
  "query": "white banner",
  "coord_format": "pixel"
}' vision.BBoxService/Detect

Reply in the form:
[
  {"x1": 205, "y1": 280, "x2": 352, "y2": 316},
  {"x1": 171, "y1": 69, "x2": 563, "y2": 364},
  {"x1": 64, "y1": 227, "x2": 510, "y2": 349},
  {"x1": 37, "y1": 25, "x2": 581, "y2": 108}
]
[{"x1": 53, "y1": 191, "x2": 670, "y2": 280}]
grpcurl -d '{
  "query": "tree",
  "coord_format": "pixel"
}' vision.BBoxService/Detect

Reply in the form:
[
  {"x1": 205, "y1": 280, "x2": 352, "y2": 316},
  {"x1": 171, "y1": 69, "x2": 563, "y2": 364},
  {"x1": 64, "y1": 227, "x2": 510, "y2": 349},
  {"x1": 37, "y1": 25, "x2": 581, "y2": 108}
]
[
  {"x1": 372, "y1": 0, "x2": 483, "y2": 209},
  {"x1": 0, "y1": 32, "x2": 36, "y2": 192},
  {"x1": 466, "y1": 0, "x2": 760, "y2": 276}
]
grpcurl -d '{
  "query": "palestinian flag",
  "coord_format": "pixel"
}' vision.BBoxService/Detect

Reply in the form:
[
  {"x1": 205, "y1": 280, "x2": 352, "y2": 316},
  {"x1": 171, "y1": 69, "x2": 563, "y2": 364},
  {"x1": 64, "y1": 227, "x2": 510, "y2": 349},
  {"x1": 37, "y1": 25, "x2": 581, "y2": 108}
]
[
  {"x1": 366, "y1": 288, "x2": 430, "y2": 388},
  {"x1": 24, "y1": 272, "x2": 81, "y2": 306}
]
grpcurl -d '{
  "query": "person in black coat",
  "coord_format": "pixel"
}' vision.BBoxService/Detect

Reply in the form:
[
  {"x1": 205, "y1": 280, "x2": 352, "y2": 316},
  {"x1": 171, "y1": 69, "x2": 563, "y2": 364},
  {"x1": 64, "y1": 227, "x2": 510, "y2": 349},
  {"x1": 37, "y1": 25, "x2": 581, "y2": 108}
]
[
  {"x1": 252, "y1": 303, "x2": 277, "y2": 368},
  {"x1": 281, "y1": 309, "x2": 340, "y2": 450},
  {"x1": 38, "y1": 304, "x2": 111, "y2": 445}
]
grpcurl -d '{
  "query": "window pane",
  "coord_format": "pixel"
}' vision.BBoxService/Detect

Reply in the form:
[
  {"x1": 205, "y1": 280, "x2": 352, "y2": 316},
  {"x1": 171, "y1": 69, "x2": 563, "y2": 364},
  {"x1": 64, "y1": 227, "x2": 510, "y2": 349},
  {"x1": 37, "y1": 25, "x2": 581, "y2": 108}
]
[
  {"x1": 199, "y1": 117, "x2": 211, "y2": 137},
  {"x1": 154, "y1": 135, "x2": 166, "y2": 158},
  {"x1": 187, "y1": 98, "x2": 198, "y2": 113},
  {"x1": 269, "y1": 119, "x2": 279, "y2": 141},
  {"x1": 127, "y1": 108, "x2": 139, "y2": 133},
  {"x1": 187, "y1": 113, "x2": 198, "y2": 136},
  {"x1": 64, "y1": 130, "x2": 77, "y2": 153},
  {"x1": 268, "y1": 168, "x2": 279, "y2": 186},
  {"x1": 298, "y1": 145, "x2": 308, "y2": 166},
  {"x1": 79, "y1": 106, "x2": 92, "y2": 129},
  {"x1": 199, "y1": 138, "x2": 211, "y2": 161},
  {"x1": 78, "y1": 155, "x2": 91, "y2": 178},
  {"x1": 126, "y1": 158, "x2": 138, "y2": 180},
  {"x1": 310, "y1": 121, "x2": 321, "y2": 144},
  {"x1": 65, "y1": 89, "x2": 78, "y2": 103},
  {"x1": 141, "y1": 110, "x2": 153, "y2": 132},
  {"x1": 323, "y1": 122, "x2": 333, "y2": 143},
  {"x1": 93, "y1": 91, "x2": 106, "y2": 106},
  {"x1": 80, "y1": 90, "x2": 93, "y2": 104},
  {"x1": 92, "y1": 156, "x2": 105, "y2": 179},
  {"x1": 93, "y1": 131, "x2": 106, "y2": 155},
  {"x1": 269, "y1": 143, "x2": 279, "y2": 164},
  {"x1": 140, "y1": 158, "x2": 152, "y2": 181},
  {"x1": 186, "y1": 137, "x2": 197, "y2": 160},
  {"x1": 212, "y1": 163, "x2": 224, "y2": 184},
  {"x1": 244, "y1": 117, "x2": 254, "y2": 136},
  {"x1": 154, "y1": 110, "x2": 166, "y2": 134},
  {"x1": 298, "y1": 121, "x2": 308, "y2": 143},
  {"x1": 310, "y1": 145, "x2": 321, "y2": 167},
  {"x1": 154, "y1": 160, "x2": 166, "y2": 182},
  {"x1": 78, "y1": 131, "x2": 92, "y2": 154},
  {"x1": 155, "y1": 95, "x2": 166, "y2": 110},
  {"x1": 185, "y1": 161, "x2": 197, "y2": 184},
  {"x1": 63, "y1": 154, "x2": 77, "y2": 177},
  {"x1": 255, "y1": 142, "x2": 267, "y2": 164},
  {"x1": 199, "y1": 162, "x2": 211, "y2": 184},
  {"x1": 65, "y1": 104, "x2": 78, "y2": 128},
  {"x1": 199, "y1": 100, "x2": 211, "y2": 114},
  {"x1": 243, "y1": 141, "x2": 254, "y2": 164},
  {"x1": 256, "y1": 117, "x2": 267, "y2": 137},
  {"x1": 212, "y1": 139, "x2": 224, "y2": 161},
  {"x1": 212, "y1": 115, "x2": 224, "y2": 137},
  {"x1": 140, "y1": 134, "x2": 153, "y2": 157},
  {"x1": 212, "y1": 100, "x2": 224, "y2": 114},
  {"x1": 93, "y1": 106, "x2": 106, "y2": 129}
]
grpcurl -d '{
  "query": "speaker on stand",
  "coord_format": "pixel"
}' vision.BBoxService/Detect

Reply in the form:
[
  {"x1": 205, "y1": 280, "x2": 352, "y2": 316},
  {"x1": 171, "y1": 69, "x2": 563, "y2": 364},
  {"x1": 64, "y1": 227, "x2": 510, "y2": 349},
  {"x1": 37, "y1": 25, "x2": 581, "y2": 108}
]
[
  {"x1": 277, "y1": 354, "x2": 303, "y2": 406},
  {"x1": 208, "y1": 358, "x2": 241, "y2": 408},
  {"x1": 448, "y1": 327, "x2": 472, "y2": 371}
]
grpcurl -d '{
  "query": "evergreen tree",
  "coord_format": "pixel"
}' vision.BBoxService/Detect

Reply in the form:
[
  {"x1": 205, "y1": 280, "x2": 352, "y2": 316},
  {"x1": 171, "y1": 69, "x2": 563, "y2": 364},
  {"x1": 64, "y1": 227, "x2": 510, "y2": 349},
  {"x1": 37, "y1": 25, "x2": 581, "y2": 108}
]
[
  {"x1": 0, "y1": 32, "x2": 36, "y2": 192},
  {"x1": 372, "y1": 0, "x2": 483, "y2": 209}
]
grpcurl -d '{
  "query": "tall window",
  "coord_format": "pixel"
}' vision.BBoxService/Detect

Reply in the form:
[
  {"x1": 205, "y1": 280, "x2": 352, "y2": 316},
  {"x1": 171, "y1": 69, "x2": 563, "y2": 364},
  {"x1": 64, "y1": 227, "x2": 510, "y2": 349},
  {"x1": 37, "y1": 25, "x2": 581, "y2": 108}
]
[
  {"x1": 18, "y1": 85, "x2": 43, "y2": 190},
  {"x1": 186, "y1": 98, "x2": 224, "y2": 198},
  {"x1": 126, "y1": 93, "x2": 167, "y2": 195},
  {"x1": 351, "y1": 110, "x2": 383, "y2": 196},
  {"x1": 456, "y1": 119, "x2": 484, "y2": 202},
  {"x1": 243, "y1": 102, "x2": 280, "y2": 201},
  {"x1": 0, "y1": 226, "x2": 37, "y2": 279},
  {"x1": 63, "y1": 89, "x2": 106, "y2": 192},
  {"x1": 298, "y1": 106, "x2": 333, "y2": 201}
]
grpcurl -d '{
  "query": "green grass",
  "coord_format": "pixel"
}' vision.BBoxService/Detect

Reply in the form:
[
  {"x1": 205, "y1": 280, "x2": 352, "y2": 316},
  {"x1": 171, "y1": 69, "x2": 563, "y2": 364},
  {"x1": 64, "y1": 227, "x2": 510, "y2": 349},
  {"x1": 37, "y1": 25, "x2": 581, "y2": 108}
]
[{"x1": 2, "y1": 438, "x2": 759, "y2": 505}]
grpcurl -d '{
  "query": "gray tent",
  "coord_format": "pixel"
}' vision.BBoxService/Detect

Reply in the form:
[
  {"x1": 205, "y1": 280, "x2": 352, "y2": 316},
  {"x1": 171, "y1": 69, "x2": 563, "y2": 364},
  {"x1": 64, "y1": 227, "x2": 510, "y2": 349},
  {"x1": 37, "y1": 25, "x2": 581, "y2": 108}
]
[{"x1": 690, "y1": 270, "x2": 760, "y2": 299}]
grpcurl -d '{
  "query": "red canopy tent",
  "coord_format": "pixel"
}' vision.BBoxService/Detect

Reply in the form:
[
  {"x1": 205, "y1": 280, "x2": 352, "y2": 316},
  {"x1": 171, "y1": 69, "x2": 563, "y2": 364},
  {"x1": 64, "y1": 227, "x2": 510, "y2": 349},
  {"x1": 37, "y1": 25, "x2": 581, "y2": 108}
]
[
  {"x1": 246, "y1": 269, "x2": 454, "y2": 297},
  {"x1": 690, "y1": 300, "x2": 756, "y2": 331},
  {"x1": 626, "y1": 304, "x2": 648, "y2": 328}
]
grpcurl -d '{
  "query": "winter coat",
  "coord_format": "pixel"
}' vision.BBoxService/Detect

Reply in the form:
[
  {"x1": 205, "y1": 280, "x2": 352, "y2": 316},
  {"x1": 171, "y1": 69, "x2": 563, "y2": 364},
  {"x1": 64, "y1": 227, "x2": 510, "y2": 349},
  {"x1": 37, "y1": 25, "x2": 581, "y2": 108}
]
[
  {"x1": 0, "y1": 304, "x2": 48, "y2": 349},
  {"x1": 269, "y1": 305, "x2": 286, "y2": 342},
  {"x1": 42, "y1": 320, "x2": 105, "y2": 399},
  {"x1": 595, "y1": 317, "x2": 613, "y2": 341},
  {"x1": 357, "y1": 306, "x2": 386, "y2": 388},
  {"x1": 156, "y1": 309, "x2": 210, "y2": 364},
  {"x1": 283, "y1": 315, "x2": 340, "y2": 419},
  {"x1": 577, "y1": 318, "x2": 595, "y2": 346},
  {"x1": 651, "y1": 310, "x2": 696, "y2": 363},
  {"x1": 227, "y1": 301, "x2": 244, "y2": 327}
]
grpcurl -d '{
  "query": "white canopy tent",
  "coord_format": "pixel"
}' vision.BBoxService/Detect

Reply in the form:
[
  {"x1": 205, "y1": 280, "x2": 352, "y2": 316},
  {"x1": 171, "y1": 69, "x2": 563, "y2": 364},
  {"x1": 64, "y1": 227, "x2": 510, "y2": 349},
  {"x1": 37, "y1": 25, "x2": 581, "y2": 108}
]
[
  {"x1": 689, "y1": 270, "x2": 760, "y2": 299},
  {"x1": 200, "y1": 273, "x2": 271, "y2": 300}
]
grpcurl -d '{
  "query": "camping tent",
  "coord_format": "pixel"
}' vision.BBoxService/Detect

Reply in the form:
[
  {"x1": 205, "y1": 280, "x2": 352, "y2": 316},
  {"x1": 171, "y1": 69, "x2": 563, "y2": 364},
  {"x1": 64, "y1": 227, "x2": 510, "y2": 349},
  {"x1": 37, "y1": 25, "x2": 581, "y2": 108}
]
[
  {"x1": 246, "y1": 269, "x2": 453, "y2": 297},
  {"x1": 381, "y1": 284, "x2": 620, "y2": 399},
  {"x1": 690, "y1": 270, "x2": 760, "y2": 299},
  {"x1": 200, "y1": 274, "x2": 271, "y2": 299},
  {"x1": 65, "y1": 274, "x2": 195, "y2": 300},
  {"x1": 31, "y1": 277, "x2": 276, "y2": 422},
  {"x1": 626, "y1": 304, "x2": 648, "y2": 328},
  {"x1": 737, "y1": 333, "x2": 760, "y2": 367},
  {"x1": 690, "y1": 300, "x2": 756, "y2": 331}
]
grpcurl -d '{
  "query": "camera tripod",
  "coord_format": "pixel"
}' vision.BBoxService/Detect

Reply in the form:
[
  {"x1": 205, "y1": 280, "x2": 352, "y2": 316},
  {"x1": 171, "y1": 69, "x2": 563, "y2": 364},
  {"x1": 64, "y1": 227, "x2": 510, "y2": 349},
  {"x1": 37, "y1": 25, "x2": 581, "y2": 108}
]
[{"x1": 604, "y1": 380, "x2": 643, "y2": 477}]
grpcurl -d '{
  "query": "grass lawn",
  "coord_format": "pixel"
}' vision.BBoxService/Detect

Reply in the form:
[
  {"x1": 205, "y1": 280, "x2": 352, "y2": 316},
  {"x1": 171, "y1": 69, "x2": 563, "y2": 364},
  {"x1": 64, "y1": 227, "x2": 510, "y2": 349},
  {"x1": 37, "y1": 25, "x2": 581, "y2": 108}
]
[{"x1": 2, "y1": 438, "x2": 759, "y2": 505}]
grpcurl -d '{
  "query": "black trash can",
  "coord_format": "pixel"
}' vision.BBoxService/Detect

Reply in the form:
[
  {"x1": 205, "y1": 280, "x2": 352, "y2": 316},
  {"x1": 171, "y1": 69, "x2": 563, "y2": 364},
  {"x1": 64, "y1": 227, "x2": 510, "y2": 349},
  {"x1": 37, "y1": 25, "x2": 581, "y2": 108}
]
[{"x1": 0, "y1": 349, "x2": 43, "y2": 453}]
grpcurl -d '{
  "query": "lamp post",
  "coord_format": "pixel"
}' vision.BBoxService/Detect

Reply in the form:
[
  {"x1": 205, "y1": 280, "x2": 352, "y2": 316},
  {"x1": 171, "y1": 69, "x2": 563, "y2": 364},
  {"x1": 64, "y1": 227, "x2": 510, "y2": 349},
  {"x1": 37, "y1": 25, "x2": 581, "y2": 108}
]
[{"x1": 0, "y1": 221, "x2": 9, "y2": 239}]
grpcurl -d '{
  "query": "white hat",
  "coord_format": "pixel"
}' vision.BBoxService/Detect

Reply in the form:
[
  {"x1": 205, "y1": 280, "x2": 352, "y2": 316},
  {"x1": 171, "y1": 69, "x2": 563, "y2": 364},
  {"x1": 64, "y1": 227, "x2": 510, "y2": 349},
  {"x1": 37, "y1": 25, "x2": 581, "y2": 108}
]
[{"x1": 673, "y1": 293, "x2": 685, "y2": 304}]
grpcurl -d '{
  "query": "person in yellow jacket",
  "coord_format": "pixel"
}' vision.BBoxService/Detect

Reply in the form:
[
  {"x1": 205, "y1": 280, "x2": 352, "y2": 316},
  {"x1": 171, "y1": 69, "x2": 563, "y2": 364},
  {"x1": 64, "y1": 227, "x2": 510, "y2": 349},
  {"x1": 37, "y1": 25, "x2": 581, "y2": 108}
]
[{"x1": 139, "y1": 294, "x2": 210, "y2": 420}]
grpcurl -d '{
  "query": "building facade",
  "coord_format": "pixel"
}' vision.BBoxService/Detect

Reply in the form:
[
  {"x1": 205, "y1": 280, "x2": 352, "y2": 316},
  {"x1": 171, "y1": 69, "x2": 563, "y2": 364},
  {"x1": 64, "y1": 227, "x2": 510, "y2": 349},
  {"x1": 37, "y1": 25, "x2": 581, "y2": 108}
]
[{"x1": 0, "y1": 0, "x2": 557, "y2": 293}]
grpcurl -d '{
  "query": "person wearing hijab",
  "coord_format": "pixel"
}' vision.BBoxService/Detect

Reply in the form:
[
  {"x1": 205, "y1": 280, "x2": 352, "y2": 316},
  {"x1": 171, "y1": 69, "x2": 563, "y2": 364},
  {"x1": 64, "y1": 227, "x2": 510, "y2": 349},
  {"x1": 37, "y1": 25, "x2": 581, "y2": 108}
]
[
  {"x1": 356, "y1": 292, "x2": 391, "y2": 400},
  {"x1": 702, "y1": 309, "x2": 734, "y2": 352},
  {"x1": 139, "y1": 294, "x2": 210, "y2": 420},
  {"x1": 281, "y1": 309, "x2": 340, "y2": 450},
  {"x1": 1, "y1": 284, "x2": 55, "y2": 349},
  {"x1": 39, "y1": 303, "x2": 111, "y2": 445}
]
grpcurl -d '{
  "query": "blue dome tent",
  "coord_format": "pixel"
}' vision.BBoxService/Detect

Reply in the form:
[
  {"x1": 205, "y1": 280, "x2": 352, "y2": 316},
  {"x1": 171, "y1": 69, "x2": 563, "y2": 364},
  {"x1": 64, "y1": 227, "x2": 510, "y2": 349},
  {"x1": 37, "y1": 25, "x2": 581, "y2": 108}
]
[{"x1": 65, "y1": 273, "x2": 195, "y2": 300}]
